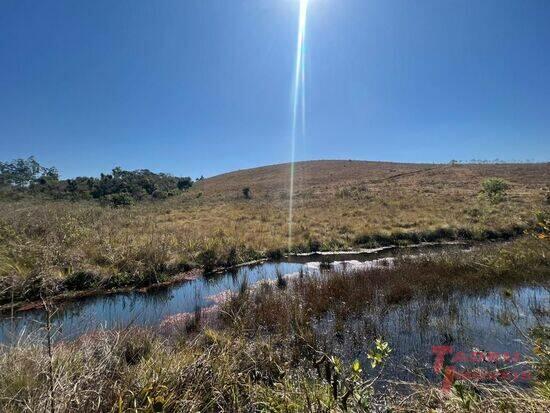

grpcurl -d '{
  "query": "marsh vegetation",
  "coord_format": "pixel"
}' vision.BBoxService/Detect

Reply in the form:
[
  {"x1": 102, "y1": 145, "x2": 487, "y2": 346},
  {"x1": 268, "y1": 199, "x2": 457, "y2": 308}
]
[{"x1": 0, "y1": 236, "x2": 548, "y2": 412}]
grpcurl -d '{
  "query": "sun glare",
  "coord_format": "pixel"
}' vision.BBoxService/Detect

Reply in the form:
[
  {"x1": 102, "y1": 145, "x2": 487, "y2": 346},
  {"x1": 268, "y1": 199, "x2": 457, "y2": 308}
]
[{"x1": 288, "y1": 0, "x2": 309, "y2": 251}]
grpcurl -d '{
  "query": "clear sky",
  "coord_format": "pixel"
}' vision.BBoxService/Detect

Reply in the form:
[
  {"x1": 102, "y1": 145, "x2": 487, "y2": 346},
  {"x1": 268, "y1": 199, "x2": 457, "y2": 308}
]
[{"x1": 1, "y1": 0, "x2": 549, "y2": 179}]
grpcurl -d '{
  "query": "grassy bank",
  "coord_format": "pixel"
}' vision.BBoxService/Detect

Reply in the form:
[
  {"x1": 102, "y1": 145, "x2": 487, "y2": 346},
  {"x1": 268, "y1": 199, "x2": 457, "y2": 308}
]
[
  {"x1": 0, "y1": 236, "x2": 548, "y2": 412},
  {"x1": 1, "y1": 161, "x2": 548, "y2": 305}
]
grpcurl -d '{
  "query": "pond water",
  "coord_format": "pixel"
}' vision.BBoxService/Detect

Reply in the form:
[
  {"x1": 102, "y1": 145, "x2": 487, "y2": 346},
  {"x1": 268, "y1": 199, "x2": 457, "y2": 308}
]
[
  {"x1": 315, "y1": 285, "x2": 548, "y2": 384},
  {"x1": 0, "y1": 244, "x2": 459, "y2": 344},
  {"x1": 0, "y1": 242, "x2": 547, "y2": 387}
]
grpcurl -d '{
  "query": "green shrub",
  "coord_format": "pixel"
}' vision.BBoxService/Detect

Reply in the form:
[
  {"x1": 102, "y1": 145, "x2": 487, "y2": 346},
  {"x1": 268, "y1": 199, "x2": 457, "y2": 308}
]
[
  {"x1": 151, "y1": 189, "x2": 168, "y2": 200},
  {"x1": 105, "y1": 193, "x2": 134, "y2": 207},
  {"x1": 308, "y1": 238, "x2": 322, "y2": 252},
  {"x1": 177, "y1": 177, "x2": 193, "y2": 190},
  {"x1": 198, "y1": 248, "x2": 219, "y2": 273},
  {"x1": 225, "y1": 246, "x2": 238, "y2": 267},
  {"x1": 0, "y1": 157, "x2": 193, "y2": 203},
  {"x1": 266, "y1": 248, "x2": 284, "y2": 260},
  {"x1": 481, "y1": 178, "x2": 510, "y2": 203},
  {"x1": 64, "y1": 271, "x2": 100, "y2": 291}
]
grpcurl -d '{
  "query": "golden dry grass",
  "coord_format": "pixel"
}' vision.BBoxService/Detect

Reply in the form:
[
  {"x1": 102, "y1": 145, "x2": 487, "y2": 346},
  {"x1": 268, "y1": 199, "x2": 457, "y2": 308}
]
[
  {"x1": 163, "y1": 160, "x2": 550, "y2": 250},
  {"x1": 0, "y1": 160, "x2": 548, "y2": 303}
]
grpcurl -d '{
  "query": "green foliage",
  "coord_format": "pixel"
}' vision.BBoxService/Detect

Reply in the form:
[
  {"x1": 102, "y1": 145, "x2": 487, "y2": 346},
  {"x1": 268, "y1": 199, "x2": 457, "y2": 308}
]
[
  {"x1": 312, "y1": 345, "x2": 390, "y2": 411},
  {"x1": 197, "y1": 248, "x2": 219, "y2": 273},
  {"x1": 0, "y1": 157, "x2": 193, "y2": 204},
  {"x1": 225, "y1": 246, "x2": 238, "y2": 267},
  {"x1": 0, "y1": 156, "x2": 58, "y2": 188},
  {"x1": 177, "y1": 177, "x2": 193, "y2": 190},
  {"x1": 266, "y1": 248, "x2": 284, "y2": 260},
  {"x1": 452, "y1": 381, "x2": 481, "y2": 410},
  {"x1": 530, "y1": 325, "x2": 550, "y2": 403},
  {"x1": 64, "y1": 271, "x2": 100, "y2": 291},
  {"x1": 104, "y1": 193, "x2": 134, "y2": 207},
  {"x1": 119, "y1": 331, "x2": 154, "y2": 365},
  {"x1": 90, "y1": 168, "x2": 191, "y2": 202},
  {"x1": 367, "y1": 338, "x2": 392, "y2": 368},
  {"x1": 481, "y1": 177, "x2": 510, "y2": 203}
]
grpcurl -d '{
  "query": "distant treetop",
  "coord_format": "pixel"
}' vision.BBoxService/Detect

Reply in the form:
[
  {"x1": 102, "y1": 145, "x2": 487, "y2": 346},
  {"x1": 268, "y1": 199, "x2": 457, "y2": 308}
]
[{"x1": 0, "y1": 157, "x2": 193, "y2": 206}]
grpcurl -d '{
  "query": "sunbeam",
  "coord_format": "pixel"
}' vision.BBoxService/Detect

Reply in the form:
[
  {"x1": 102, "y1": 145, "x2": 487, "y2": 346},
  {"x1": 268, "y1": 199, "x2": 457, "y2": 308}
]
[{"x1": 288, "y1": 0, "x2": 309, "y2": 251}]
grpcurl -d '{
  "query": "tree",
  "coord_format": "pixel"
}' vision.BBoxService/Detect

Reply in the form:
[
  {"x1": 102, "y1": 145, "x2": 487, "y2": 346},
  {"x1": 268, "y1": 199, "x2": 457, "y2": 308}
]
[
  {"x1": 0, "y1": 156, "x2": 195, "y2": 203},
  {"x1": 0, "y1": 157, "x2": 42, "y2": 187},
  {"x1": 177, "y1": 177, "x2": 193, "y2": 190}
]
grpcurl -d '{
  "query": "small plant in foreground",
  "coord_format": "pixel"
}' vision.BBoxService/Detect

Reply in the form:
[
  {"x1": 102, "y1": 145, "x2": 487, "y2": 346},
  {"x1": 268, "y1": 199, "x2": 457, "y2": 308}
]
[
  {"x1": 367, "y1": 338, "x2": 392, "y2": 368},
  {"x1": 313, "y1": 339, "x2": 392, "y2": 411}
]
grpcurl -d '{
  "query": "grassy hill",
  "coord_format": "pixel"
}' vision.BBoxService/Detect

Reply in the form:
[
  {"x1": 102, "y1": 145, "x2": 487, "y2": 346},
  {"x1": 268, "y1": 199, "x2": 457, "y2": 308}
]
[
  {"x1": 186, "y1": 160, "x2": 548, "y2": 248},
  {"x1": 0, "y1": 160, "x2": 549, "y2": 304},
  {"x1": 199, "y1": 160, "x2": 549, "y2": 199}
]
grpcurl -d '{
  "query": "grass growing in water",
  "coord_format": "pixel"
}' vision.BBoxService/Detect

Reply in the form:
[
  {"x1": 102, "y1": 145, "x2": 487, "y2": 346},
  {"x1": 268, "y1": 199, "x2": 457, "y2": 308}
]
[{"x1": 0, "y1": 236, "x2": 548, "y2": 412}]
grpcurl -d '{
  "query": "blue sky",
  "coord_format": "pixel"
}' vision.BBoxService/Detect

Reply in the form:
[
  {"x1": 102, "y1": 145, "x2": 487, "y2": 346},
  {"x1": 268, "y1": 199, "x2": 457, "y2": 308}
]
[{"x1": 1, "y1": 0, "x2": 549, "y2": 179}]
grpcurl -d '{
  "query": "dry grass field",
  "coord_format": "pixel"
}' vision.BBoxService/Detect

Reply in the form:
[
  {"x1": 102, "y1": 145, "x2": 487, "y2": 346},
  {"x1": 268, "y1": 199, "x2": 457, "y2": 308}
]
[
  {"x1": 0, "y1": 160, "x2": 549, "y2": 304},
  {"x1": 190, "y1": 160, "x2": 549, "y2": 248}
]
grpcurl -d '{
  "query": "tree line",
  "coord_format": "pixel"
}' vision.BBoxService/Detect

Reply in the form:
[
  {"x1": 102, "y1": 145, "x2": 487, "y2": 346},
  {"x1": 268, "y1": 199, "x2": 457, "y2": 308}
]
[{"x1": 0, "y1": 157, "x2": 193, "y2": 206}]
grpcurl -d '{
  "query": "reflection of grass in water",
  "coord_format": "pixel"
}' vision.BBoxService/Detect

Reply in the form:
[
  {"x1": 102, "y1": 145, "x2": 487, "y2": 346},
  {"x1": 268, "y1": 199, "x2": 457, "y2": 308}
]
[
  {"x1": 0, "y1": 236, "x2": 548, "y2": 411},
  {"x1": 496, "y1": 308, "x2": 515, "y2": 327},
  {"x1": 222, "y1": 236, "x2": 548, "y2": 370},
  {"x1": 531, "y1": 304, "x2": 550, "y2": 319}
]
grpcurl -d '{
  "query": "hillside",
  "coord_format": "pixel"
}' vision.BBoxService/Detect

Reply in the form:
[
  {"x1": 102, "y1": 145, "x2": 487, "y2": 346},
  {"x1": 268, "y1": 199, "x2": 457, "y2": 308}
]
[
  {"x1": 180, "y1": 160, "x2": 549, "y2": 249},
  {"x1": 197, "y1": 160, "x2": 549, "y2": 199}
]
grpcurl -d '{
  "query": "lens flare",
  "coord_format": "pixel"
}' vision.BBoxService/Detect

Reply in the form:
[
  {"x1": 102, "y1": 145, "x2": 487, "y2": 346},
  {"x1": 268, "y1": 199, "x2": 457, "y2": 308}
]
[{"x1": 288, "y1": 0, "x2": 309, "y2": 251}]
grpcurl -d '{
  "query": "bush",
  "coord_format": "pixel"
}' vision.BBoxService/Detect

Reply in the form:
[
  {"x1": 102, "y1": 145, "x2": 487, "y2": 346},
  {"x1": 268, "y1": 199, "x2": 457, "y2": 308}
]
[
  {"x1": 198, "y1": 248, "x2": 219, "y2": 274},
  {"x1": 266, "y1": 248, "x2": 284, "y2": 260},
  {"x1": 225, "y1": 246, "x2": 238, "y2": 267},
  {"x1": 481, "y1": 178, "x2": 510, "y2": 203},
  {"x1": 177, "y1": 177, "x2": 193, "y2": 190},
  {"x1": 105, "y1": 193, "x2": 134, "y2": 207},
  {"x1": 152, "y1": 190, "x2": 168, "y2": 200},
  {"x1": 119, "y1": 330, "x2": 154, "y2": 365},
  {"x1": 456, "y1": 228, "x2": 474, "y2": 240},
  {"x1": 307, "y1": 238, "x2": 322, "y2": 252},
  {"x1": 64, "y1": 271, "x2": 100, "y2": 291}
]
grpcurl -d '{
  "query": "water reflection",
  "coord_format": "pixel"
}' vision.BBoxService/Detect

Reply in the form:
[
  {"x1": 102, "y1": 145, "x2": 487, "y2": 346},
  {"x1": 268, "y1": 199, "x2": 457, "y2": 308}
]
[
  {"x1": 314, "y1": 286, "x2": 548, "y2": 383},
  {"x1": 0, "y1": 243, "x2": 547, "y2": 390}
]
